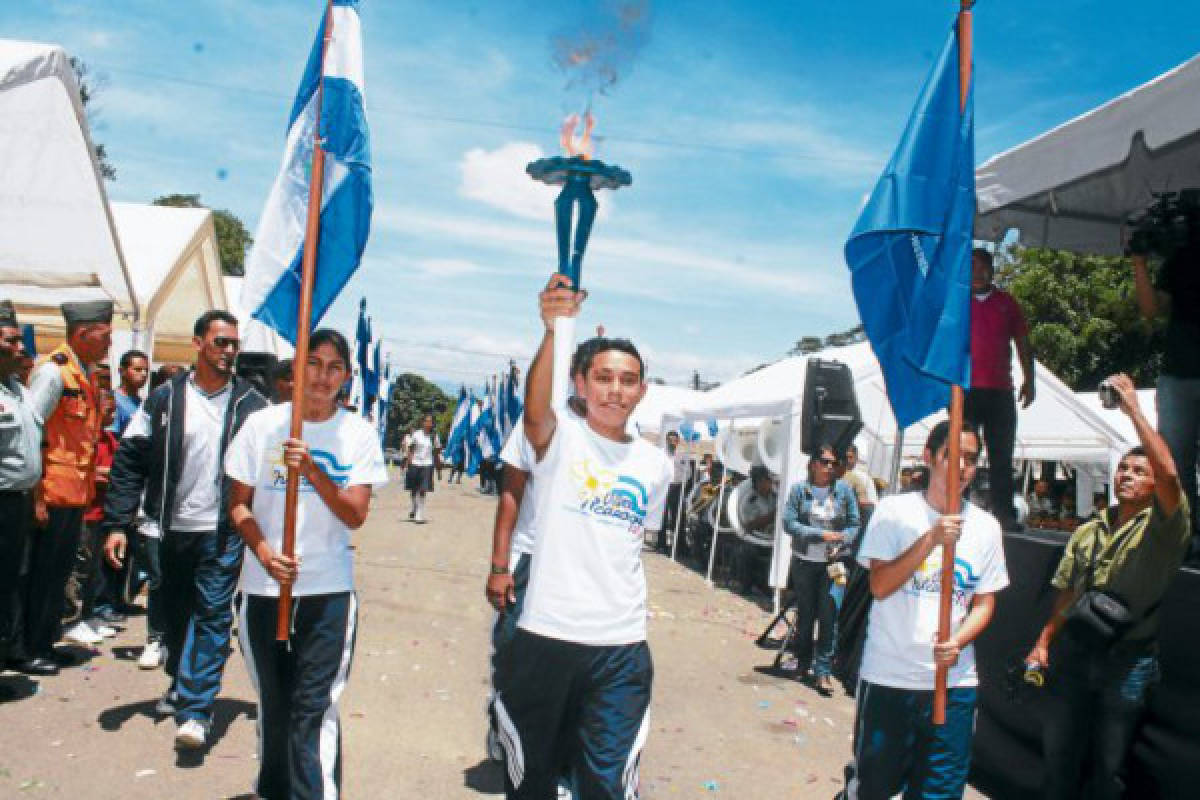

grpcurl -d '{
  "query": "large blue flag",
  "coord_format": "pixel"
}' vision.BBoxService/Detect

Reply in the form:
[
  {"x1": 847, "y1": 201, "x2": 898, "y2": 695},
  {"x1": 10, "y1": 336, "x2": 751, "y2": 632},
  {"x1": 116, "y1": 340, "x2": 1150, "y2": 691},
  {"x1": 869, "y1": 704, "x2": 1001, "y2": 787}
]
[
  {"x1": 444, "y1": 387, "x2": 470, "y2": 464},
  {"x1": 241, "y1": 0, "x2": 372, "y2": 345},
  {"x1": 844, "y1": 25, "x2": 974, "y2": 428}
]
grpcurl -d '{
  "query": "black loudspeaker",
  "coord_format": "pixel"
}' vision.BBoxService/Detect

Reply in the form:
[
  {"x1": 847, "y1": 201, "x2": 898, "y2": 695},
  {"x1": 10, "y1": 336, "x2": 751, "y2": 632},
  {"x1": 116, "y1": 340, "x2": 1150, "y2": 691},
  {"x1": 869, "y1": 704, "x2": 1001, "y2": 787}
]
[
  {"x1": 236, "y1": 351, "x2": 278, "y2": 400},
  {"x1": 800, "y1": 358, "x2": 863, "y2": 458}
]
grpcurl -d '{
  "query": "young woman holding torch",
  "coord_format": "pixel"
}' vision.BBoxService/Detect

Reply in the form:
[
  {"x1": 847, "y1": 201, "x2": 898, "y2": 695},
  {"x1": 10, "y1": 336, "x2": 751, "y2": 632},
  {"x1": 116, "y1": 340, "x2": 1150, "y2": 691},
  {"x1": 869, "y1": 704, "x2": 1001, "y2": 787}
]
[{"x1": 225, "y1": 328, "x2": 388, "y2": 799}]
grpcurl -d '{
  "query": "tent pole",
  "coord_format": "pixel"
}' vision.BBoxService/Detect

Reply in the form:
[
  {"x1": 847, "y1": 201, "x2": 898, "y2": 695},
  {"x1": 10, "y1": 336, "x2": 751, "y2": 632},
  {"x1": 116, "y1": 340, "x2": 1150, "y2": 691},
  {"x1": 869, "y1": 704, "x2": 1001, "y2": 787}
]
[
  {"x1": 706, "y1": 420, "x2": 729, "y2": 586},
  {"x1": 888, "y1": 426, "x2": 905, "y2": 496},
  {"x1": 670, "y1": 436, "x2": 689, "y2": 562}
]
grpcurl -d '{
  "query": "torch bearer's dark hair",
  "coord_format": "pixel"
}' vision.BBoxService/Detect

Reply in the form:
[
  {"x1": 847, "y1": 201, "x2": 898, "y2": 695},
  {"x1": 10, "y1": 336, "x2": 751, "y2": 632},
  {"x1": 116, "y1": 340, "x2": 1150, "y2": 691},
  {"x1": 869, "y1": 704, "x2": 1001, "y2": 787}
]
[
  {"x1": 577, "y1": 337, "x2": 645, "y2": 381},
  {"x1": 308, "y1": 328, "x2": 351, "y2": 370}
]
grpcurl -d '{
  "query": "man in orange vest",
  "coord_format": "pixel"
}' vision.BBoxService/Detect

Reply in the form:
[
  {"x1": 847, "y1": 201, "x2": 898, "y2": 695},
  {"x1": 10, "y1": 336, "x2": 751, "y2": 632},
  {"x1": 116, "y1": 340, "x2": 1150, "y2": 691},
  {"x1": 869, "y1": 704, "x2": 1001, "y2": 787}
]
[{"x1": 15, "y1": 300, "x2": 111, "y2": 676}]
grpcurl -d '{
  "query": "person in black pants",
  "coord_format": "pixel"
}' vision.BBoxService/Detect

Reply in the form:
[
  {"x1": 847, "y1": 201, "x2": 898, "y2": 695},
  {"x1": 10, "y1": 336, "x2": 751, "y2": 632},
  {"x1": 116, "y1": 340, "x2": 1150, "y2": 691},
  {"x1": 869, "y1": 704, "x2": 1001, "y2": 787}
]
[
  {"x1": 781, "y1": 444, "x2": 861, "y2": 695},
  {"x1": 0, "y1": 301, "x2": 41, "y2": 667},
  {"x1": 659, "y1": 431, "x2": 687, "y2": 553},
  {"x1": 966, "y1": 249, "x2": 1035, "y2": 529}
]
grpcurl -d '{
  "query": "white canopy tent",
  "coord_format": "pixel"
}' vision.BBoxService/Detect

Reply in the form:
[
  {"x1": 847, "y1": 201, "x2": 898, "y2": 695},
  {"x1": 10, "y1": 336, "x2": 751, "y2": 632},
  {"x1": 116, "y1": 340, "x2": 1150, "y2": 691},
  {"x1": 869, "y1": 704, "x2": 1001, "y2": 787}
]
[
  {"x1": 0, "y1": 39, "x2": 136, "y2": 317},
  {"x1": 628, "y1": 383, "x2": 708, "y2": 440},
  {"x1": 975, "y1": 52, "x2": 1200, "y2": 255},
  {"x1": 674, "y1": 342, "x2": 1132, "y2": 591}
]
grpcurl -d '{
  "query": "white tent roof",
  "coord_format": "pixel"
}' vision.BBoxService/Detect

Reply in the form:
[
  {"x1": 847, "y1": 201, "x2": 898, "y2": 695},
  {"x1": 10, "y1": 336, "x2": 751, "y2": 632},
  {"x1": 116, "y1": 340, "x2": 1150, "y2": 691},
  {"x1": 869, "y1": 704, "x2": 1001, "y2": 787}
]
[
  {"x1": 630, "y1": 383, "x2": 710, "y2": 438},
  {"x1": 975, "y1": 52, "x2": 1200, "y2": 256},
  {"x1": 678, "y1": 342, "x2": 1131, "y2": 469},
  {"x1": 1076, "y1": 389, "x2": 1157, "y2": 446},
  {"x1": 0, "y1": 39, "x2": 135, "y2": 314}
]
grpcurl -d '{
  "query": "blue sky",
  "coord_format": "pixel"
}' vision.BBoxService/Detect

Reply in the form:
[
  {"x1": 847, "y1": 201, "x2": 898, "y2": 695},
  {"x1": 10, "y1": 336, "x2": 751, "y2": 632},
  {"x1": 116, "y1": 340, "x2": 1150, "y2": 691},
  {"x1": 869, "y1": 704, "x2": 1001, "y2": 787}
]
[{"x1": 6, "y1": 0, "x2": 1198, "y2": 387}]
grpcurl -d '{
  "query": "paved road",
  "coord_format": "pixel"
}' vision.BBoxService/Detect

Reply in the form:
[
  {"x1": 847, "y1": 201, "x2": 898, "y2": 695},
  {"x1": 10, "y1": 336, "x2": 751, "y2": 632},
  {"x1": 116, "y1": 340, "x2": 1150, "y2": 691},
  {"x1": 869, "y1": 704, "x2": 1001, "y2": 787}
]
[{"x1": 0, "y1": 476, "x2": 986, "y2": 798}]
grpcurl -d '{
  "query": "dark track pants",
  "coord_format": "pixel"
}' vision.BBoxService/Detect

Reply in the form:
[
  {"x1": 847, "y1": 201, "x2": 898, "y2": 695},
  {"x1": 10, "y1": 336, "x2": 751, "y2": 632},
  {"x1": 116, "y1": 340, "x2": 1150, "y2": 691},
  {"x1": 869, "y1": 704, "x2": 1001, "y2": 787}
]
[
  {"x1": 239, "y1": 592, "x2": 358, "y2": 800},
  {"x1": 160, "y1": 530, "x2": 243, "y2": 724},
  {"x1": 789, "y1": 558, "x2": 836, "y2": 676},
  {"x1": 963, "y1": 388, "x2": 1017, "y2": 526},
  {"x1": 21, "y1": 506, "x2": 83, "y2": 658},
  {"x1": 846, "y1": 681, "x2": 977, "y2": 800},
  {"x1": 495, "y1": 630, "x2": 652, "y2": 800},
  {"x1": 0, "y1": 490, "x2": 32, "y2": 661}
]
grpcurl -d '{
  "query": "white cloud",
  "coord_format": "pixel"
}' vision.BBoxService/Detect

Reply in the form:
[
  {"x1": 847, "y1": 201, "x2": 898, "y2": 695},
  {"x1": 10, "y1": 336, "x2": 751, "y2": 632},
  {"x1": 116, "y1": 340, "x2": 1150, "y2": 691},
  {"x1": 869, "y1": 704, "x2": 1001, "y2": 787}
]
[
  {"x1": 413, "y1": 257, "x2": 484, "y2": 277},
  {"x1": 458, "y1": 142, "x2": 558, "y2": 221}
]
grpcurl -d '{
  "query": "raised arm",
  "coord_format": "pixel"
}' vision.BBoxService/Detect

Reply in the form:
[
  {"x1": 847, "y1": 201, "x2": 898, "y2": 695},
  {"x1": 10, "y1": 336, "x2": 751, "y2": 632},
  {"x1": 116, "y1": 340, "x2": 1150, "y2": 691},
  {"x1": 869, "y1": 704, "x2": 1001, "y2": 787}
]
[
  {"x1": 1110, "y1": 373, "x2": 1182, "y2": 516},
  {"x1": 524, "y1": 274, "x2": 585, "y2": 459},
  {"x1": 1131, "y1": 255, "x2": 1170, "y2": 321}
]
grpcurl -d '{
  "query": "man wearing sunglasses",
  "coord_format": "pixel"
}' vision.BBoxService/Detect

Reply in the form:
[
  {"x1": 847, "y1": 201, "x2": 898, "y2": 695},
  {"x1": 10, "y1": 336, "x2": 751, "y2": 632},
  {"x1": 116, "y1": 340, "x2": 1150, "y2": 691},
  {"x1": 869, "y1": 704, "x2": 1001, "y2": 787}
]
[{"x1": 102, "y1": 310, "x2": 267, "y2": 751}]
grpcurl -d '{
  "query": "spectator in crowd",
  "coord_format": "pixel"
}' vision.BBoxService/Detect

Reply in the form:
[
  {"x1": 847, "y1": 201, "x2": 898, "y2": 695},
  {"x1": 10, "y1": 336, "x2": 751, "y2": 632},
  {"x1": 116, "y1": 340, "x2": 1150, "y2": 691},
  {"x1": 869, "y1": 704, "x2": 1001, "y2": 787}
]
[
  {"x1": 908, "y1": 465, "x2": 930, "y2": 491},
  {"x1": 844, "y1": 419, "x2": 1008, "y2": 800},
  {"x1": 226, "y1": 327, "x2": 387, "y2": 800},
  {"x1": 112, "y1": 349, "x2": 149, "y2": 436},
  {"x1": 103, "y1": 310, "x2": 267, "y2": 750},
  {"x1": 61, "y1": 390, "x2": 119, "y2": 647},
  {"x1": 92, "y1": 362, "x2": 112, "y2": 392},
  {"x1": 1027, "y1": 478, "x2": 1059, "y2": 528},
  {"x1": 0, "y1": 301, "x2": 42, "y2": 666},
  {"x1": 1026, "y1": 374, "x2": 1190, "y2": 800},
  {"x1": 967, "y1": 248, "x2": 1036, "y2": 530},
  {"x1": 697, "y1": 453, "x2": 714, "y2": 486},
  {"x1": 843, "y1": 443, "x2": 879, "y2": 525},
  {"x1": 660, "y1": 430, "x2": 689, "y2": 553},
  {"x1": 899, "y1": 467, "x2": 914, "y2": 492},
  {"x1": 405, "y1": 413, "x2": 440, "y2": 523},
  {"x1": 18, "y1": 301, "x2": 112, "y2": 677},
  {"x1": 1132, "y1": 227, "x2": 1200, "y2": 545},
  {"x1": 782, "y1": 444, "x2": 861, "y2": 695},
  {"x1": 733, "y1": 464, "x2": 777, "y2": 595},
  {"x1": 270, "y1": 358, "x2": 293, "y2": 404}
]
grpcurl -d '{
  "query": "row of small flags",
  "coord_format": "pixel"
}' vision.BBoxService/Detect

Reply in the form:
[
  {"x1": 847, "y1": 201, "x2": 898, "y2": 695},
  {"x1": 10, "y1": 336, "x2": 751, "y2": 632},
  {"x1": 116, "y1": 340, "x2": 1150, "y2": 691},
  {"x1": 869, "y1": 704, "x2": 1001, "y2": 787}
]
[{"x1": 443, "y1": 366, "x2": 522, "y2": 476}]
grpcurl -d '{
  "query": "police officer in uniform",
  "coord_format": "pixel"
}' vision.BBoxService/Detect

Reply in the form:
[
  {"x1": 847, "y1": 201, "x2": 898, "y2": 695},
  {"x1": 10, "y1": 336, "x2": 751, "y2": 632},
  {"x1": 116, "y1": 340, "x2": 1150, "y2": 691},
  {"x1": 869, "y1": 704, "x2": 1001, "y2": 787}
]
[
  {"x1": 17, "y1": 300, "x2": 111, "y2": 676},
  {"x1": 0, "y1": 301, "x2": 42, "y2": 666}
]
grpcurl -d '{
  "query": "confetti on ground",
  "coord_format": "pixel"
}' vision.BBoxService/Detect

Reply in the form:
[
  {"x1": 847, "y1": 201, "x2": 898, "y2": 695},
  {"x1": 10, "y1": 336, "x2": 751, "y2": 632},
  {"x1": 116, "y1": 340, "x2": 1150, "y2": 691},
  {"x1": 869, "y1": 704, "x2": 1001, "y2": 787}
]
[
  {"x1": 135, "y1": 769, "x2": 156, "y2": 778},
  {"x1": 757, "y1": 701, "x2": 770, "y2": 710},
  {"x1": 703, "y1": 780, "x2": 719, "y2": 791}
]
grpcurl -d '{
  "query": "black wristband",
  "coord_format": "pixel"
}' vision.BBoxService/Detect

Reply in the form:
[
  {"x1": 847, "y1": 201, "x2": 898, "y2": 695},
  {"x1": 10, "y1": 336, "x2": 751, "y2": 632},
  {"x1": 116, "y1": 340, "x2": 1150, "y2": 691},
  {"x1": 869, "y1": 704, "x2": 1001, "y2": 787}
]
[{"x1": 489, "y1": 563, "x2": 509, "y2": 575}]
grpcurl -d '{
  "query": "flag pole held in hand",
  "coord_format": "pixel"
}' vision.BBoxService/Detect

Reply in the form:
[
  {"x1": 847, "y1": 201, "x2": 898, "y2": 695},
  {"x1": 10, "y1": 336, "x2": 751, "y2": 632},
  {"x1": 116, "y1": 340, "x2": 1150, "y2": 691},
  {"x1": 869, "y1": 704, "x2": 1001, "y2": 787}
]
[
  {"x1": 933, "y1": 0, "x2": 975, "y2": 726},
  {"x1": 278, "y1": 0, "x2": 334, "y2": 642}
]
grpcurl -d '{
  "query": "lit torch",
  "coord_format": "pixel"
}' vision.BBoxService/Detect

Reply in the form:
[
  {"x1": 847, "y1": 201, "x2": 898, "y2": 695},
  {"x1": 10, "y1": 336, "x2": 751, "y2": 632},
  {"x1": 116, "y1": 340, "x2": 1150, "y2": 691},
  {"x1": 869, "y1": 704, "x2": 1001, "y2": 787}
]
[{"x1": 527, "y1": 112, "x2": 631, "y2": 409}]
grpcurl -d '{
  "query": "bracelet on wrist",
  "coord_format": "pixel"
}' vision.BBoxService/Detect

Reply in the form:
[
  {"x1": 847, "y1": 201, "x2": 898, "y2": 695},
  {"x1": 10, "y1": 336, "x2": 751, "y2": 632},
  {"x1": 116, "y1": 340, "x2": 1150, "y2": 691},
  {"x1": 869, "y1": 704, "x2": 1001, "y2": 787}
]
[{"x1": 489, "y1": 563, "x2": 510, "y2": 575}]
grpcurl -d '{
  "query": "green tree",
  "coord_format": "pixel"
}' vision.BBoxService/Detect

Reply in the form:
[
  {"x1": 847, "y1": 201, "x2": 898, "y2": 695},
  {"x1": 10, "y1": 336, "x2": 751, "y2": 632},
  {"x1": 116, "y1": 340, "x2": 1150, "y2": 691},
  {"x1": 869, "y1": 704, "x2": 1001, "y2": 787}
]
[
  {"x1": 70, "y1": 57, "x2": 116, "y2": 181},
  {"x1": 152, "y1": 194, "x2": 253, "y2": 276},
  {"x1": 996, "y1": 247, "x2": 1165, "y2": 391},
  {"x1": 385, "y1": 373, "x2": 454, "y2": 448}
]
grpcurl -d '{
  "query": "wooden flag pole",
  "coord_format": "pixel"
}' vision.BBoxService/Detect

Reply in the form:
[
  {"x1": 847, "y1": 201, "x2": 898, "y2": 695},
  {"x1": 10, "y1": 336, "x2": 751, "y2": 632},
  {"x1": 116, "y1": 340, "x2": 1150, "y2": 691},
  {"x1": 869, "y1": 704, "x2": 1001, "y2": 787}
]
[
  {"x1": 278, "y1": 0, "x2": 335, "y2": 641},
  {"x1": 932, "y1": 0, "x2": 974, "y2": 725}
]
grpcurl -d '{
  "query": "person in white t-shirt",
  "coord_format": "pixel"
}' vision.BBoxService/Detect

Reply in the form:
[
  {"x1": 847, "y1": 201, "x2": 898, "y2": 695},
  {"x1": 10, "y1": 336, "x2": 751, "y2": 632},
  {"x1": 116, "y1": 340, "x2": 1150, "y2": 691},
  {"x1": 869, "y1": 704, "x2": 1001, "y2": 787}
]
[
  {"x1": 225, "y1": 328, "x2": 388, "y2": 800},
  {"x1": 405, "y1": 413, "x2": 441, "y2": 523},
  {"x1": 484, "y1": 339, "x2": 595, "y2": 773},
  {"x1": 840, "y1": 419, "x2": 1008, "y2": 800},
  {"x1": 492, "y1": 276, "x2": 672, "y2": 800}
]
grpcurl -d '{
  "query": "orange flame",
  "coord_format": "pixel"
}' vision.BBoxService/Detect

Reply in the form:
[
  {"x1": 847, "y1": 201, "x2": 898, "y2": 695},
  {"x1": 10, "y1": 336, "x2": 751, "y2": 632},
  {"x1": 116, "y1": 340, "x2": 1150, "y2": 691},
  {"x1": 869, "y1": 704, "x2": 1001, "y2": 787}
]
[{"x1": 560, "y1": 111, "x2": 595, "y2": 160}]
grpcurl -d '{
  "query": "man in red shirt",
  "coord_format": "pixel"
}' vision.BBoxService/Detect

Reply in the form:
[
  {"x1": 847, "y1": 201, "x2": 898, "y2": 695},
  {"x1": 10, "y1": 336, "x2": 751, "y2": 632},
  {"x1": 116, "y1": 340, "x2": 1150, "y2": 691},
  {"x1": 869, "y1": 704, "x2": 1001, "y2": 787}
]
[{"x1": 968, "y1": 249, "x2": 1035, "y2": 530}]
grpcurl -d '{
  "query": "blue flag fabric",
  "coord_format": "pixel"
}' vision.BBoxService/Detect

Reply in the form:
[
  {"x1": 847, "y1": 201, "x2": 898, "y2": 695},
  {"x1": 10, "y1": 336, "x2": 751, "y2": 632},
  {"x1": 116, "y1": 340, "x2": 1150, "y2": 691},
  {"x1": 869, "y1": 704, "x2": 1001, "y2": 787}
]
[
  {"x1": 844, "y1": 25, "x2": 974, "y2": 428},
  {"x1": 505, "y1": 371, "x2": 522, "y2": 436},
  {"x1": 241, "y1": 0, "x2": 372, "y2": 345},
  {"x1": 445, "y1": 387, "x2": 470, "y2": 465}
]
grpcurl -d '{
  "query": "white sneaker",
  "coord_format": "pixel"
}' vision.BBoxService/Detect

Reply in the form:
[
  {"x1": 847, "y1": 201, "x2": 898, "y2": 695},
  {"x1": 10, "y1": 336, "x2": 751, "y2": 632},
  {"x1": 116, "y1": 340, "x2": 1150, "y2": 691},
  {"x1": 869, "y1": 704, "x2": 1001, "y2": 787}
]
[
  {"x1": 63, "y1": 621, "x2": 102, "y2": 646},
  {"x1": 138, "y1": 641, "x2": 165, "y2": 670},
  {"x1": 175, "y1": 719, "x2": 207, "y2": 750},
  {"x1": 93, "y1": 624, "x2": 117, "y2": 638}
]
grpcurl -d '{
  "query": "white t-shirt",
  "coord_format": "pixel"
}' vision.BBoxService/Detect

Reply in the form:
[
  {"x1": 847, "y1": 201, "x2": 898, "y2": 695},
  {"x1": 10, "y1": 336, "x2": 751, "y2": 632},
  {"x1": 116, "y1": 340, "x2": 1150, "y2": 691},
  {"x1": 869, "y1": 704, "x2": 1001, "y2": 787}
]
[
  {"x1": 856, "y1": 492, "x2": 1009, "y2": 690},
  {"x1": 172, "y1": 380, "x2": 231, "y2": 531},
  {"x1": 499, "y1": 424, "x2": 538, "y2": 559},
  {"x1": 224, "y1": 404, "x2": 388, "y2": 597},
  {"x1": 409, "y1": 429, "x2": 439, "y2": 467},
  {"x1": 518, "y1": 415, "x2": 673, "y2": 646}
]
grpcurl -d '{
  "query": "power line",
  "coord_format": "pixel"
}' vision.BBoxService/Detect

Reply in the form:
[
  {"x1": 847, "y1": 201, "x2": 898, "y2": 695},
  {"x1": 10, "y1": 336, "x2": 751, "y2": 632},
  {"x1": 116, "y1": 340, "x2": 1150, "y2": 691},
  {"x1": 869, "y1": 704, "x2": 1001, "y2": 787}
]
[{"x1": 103, "y1": 65, "x2": 880, "y2": 167}]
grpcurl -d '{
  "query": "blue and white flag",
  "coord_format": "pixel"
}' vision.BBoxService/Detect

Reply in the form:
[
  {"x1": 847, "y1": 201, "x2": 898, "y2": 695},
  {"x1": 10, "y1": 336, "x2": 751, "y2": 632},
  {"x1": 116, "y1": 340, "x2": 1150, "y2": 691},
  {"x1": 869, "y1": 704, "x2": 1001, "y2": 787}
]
[
  {"x1": 241, "y1": 0, "x2": 372, "y2": 345},
  {"x1": 445, "y1": 387, "x2": 470, "y2": 463},
  {"x1": 505, "y1": 369, "x2": 522, "y2": 437},
  {"x1": 844, "y1": 23, "x2": 973, "y2": 428},
  {"x1": 466, "y1": 396, "x2": 483, "y2": 476}
]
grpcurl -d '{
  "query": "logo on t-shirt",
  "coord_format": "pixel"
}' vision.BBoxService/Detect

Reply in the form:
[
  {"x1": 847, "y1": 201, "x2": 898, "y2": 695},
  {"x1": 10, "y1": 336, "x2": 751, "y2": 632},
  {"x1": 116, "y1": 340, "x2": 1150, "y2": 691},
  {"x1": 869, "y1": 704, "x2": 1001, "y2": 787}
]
[
  {"x1": 908, "y1": 552, "x2": 981, "y2": 609},
  {"x1": 570, "y1": 457, "x2": 650, "y2": 536},
  {"x1": 267, "y1": 447, "x2": 352, "y2": 491}
]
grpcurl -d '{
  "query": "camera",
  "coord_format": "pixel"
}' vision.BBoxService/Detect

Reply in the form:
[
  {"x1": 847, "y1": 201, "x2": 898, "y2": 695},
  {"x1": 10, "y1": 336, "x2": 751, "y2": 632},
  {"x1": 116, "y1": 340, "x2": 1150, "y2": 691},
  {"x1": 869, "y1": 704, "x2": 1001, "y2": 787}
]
[{"x1": 1098, "y1": 380, "x2": 1119, "y2": 410}]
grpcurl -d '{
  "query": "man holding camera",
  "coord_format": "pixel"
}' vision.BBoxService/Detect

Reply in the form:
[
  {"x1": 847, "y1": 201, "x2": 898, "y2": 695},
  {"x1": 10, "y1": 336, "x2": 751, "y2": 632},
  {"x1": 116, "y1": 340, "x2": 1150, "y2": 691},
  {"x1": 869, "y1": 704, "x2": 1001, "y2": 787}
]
[{"x1": 1026, "y1": 374, "x2": 1190, "y2": 800}]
